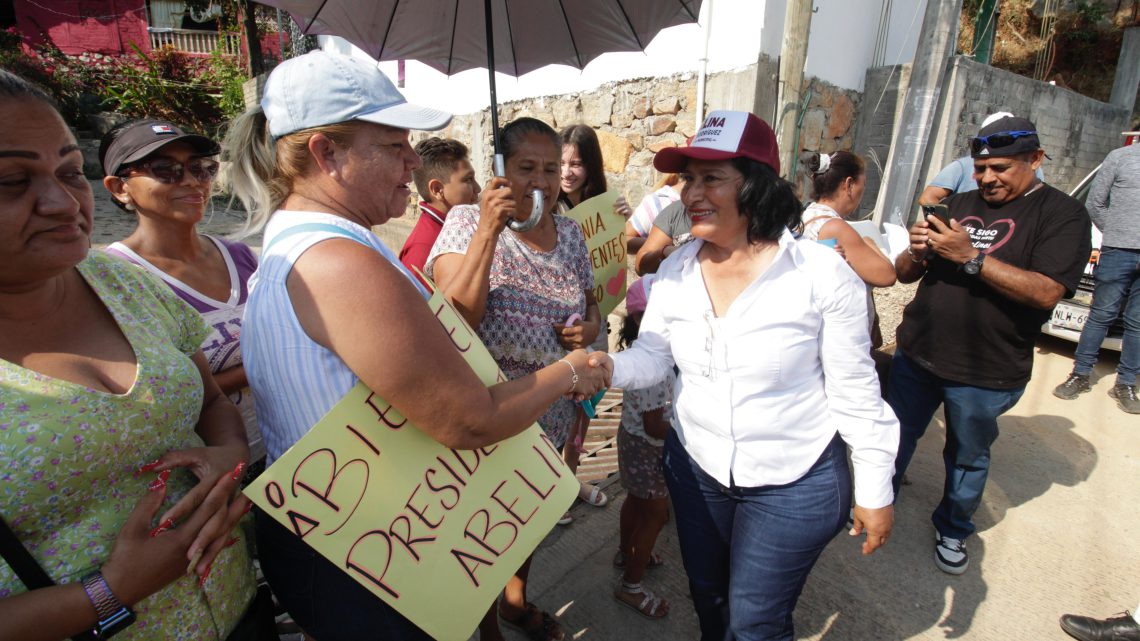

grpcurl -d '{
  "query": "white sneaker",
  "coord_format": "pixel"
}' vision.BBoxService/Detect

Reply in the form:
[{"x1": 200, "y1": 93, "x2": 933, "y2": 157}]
[{"x1": 934, "y1": 534, "x2": 969, "y2": 574}]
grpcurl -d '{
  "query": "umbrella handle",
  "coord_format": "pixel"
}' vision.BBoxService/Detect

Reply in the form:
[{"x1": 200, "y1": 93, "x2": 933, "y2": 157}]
[{"x1": 494, "y1": 154, "x2": 544, "y2": 232}]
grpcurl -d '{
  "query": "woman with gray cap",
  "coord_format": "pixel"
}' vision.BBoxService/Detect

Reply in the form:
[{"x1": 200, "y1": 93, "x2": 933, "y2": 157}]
[
  {"x1": 223, "y1": 50, "x2": 605, "y2": 640},
  {"x1": 99, "y1": 120, "x2": 264, "y2": 470}
]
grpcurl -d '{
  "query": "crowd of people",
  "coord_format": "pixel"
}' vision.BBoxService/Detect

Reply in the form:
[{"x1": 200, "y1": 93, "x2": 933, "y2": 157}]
[{"x1": 0, "y1": 45, "x2": 1130, "y2": 641}]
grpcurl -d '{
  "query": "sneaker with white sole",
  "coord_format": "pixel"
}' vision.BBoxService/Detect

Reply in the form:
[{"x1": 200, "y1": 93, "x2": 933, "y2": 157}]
[{"x1": 934, "y1": 534, "x2": 969, "y2": 574}]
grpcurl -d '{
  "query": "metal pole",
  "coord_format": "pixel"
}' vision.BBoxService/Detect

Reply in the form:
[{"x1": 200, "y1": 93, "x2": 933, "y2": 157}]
[
  {"x1": 695, "y1": 0, "x2": 713, "y2": 129},
  {"x1": 971, "y1": 0, "x2": 999, "y2": 64},
  {"x1": 484, "y1": 0, "x2": 502, "y2": 161}
]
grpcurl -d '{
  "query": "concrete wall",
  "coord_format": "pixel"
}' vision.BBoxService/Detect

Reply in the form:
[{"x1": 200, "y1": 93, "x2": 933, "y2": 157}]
[
  {"x1": 858, "y1": 56, "x2": 1129, "y2": 223},
  {"x1": 929, "y1": 56, "x2": 1131, "y2": 195},
  {"x1": 853, "y1": 64, "x2": 912, "y2": 220}
]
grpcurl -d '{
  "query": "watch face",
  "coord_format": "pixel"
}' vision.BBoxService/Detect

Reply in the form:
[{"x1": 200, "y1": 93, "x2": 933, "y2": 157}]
[{"x1": 964, "y1": 257, "x2": 982, "y2": 274}]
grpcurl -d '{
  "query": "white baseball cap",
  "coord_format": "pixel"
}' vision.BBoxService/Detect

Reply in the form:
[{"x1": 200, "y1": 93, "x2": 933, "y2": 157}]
[{"x1": 262, "y1": 50, "x2": 452, "y2": 139}]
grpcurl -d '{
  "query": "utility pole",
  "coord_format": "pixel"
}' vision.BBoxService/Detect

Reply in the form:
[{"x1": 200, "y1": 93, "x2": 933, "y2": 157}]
[
  {"x1": 875, "y1": 0, "x2": 963, "y2": 227},
  {"x1": 776, "y1": 0, "x2": 814, "y2": 180},
  {"x1": 972, "y1": 0, "x2": 1000, "y2": 64}
]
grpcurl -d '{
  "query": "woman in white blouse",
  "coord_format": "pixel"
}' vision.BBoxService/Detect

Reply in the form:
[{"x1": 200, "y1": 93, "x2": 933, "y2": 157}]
[{"x1": 590, "y1": 110, "x2": 899, "y2": 641}]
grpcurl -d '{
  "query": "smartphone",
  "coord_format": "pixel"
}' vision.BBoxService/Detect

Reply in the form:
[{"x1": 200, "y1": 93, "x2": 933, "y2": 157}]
[{"x1": 921, "y1": 203, "x2": 951, "y2": 226}]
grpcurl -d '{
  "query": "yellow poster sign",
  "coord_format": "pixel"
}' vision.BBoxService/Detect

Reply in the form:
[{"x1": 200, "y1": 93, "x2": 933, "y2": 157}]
[
  {"x1": 243, "y1": 288, "x2": 578, "y2": 641},
  {"x1": 564, "y1": 191, "x2": 627, "y2": 317}
]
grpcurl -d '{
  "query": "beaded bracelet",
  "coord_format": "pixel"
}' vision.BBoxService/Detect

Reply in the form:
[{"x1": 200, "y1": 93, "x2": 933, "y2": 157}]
[{"x1": 558, "y1": 359, "x2": 580, "y2": 393}]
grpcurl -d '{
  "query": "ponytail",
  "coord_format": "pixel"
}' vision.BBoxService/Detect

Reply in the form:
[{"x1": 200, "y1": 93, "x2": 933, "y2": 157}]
[{"x1": 222, "y1": 108, "x2": 281, "y2": 237}]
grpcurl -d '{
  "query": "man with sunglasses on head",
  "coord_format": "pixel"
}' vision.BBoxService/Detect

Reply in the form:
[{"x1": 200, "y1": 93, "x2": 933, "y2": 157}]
[
  {"x1": 919, "y1": 111, "x2": 1046, "y2": 204},
  {"x1": 888, "y1": 115, "x2": 1091, "y2": 575}
]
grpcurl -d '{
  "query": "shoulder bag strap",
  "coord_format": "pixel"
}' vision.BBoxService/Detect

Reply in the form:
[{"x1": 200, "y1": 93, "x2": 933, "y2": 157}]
[{"x1": 0, "y1": 515, "x2": 54, "y2": 590}]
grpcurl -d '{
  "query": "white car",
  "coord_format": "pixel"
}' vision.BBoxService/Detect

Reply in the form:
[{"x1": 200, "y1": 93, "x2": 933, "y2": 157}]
[{"x1": 1040, "y1": 132, "x2": 1139, "y2": 351}]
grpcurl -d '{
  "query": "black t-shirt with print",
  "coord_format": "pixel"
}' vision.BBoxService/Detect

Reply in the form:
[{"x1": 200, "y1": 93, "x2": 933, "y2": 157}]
[{"x1": 896, "y1": 184, "x2": 1091, "y2": 389}]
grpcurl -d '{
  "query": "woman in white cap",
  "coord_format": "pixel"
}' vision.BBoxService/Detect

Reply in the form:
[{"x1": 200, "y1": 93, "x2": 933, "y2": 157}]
[
  {"x1": 590, "y1": 110, "x2": 899, "y2": 641},
  {"x1": 99, "y1": 120, "x2": 265, "y2": 472},
  {"x1": 223, "y1": 51, "x2": 605, "y2": 641}
]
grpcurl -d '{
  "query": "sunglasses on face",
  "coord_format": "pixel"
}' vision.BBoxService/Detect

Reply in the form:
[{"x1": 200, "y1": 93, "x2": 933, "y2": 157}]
[
  {"x1": 119, "y1": 157, "x2": 220, "y2": 184},
  {"x1": 969, "y1": 131, "x2": 1037, "y2": 155}
]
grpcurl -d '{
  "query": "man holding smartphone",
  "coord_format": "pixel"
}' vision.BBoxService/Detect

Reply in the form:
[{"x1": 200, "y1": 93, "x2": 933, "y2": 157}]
[{"x1": 888, "y1": 115, "x2": 1091, "y2": 575}]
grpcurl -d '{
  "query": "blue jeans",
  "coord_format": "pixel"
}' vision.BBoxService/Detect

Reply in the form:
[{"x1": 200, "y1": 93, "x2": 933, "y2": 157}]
[
  {"x1": 888, "y1": 351, "x2": 1025, "y2": 540},
  {"x1": 255, "y1": 509, "x2": 432, "y2": 641},
  {"x1": 1073, "y1": 246, "x2": 1140, "y2": 386},
  {"x1": 663, "y1": 430, "x2": 850, "y2": 641}
]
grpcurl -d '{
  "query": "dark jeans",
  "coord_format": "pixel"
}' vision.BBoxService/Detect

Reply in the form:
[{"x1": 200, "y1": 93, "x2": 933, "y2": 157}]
[
  {"x1": 254, "y1": 509, "x2": 432, "y2": 641},
  {"x1": 1073, "y1": 246, "x2": 1140, "y2": 386},
  {"x1": 888, "y1": 351, "x2": 1025, "y2": 540},
  {"x1": 663, "y1": 430, "x2": 850, "y2": 641}
]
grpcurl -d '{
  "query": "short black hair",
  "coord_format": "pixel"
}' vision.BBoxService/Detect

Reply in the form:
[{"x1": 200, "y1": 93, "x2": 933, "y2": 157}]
[
  {"x1": 558, "y1": 124, "x2": 607, "y2": 205},
  {"x1": 412, "y1": 137, "x2": 469, "y2": 198},
  {"x1": 731, "y1": 157, "x2": 803, "y2": 243}
]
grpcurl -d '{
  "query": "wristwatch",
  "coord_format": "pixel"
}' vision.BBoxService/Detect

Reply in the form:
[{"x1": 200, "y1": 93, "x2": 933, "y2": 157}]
[
  {"x1": 962, "y1": 251, "x2": 986, "y2": 275},
  {"x1": 81, "y1": 571, "x2": 136, "y2": 639}
]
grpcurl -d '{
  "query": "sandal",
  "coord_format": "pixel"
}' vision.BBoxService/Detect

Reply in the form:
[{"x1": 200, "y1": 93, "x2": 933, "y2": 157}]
[
  {"x1": 612, "y1": 549, "x2": 664, "y2": 569},
  {"x1": 557, "y1": 512, "x2": 573, "y2": 526},
  {"x1": 578, "y1": 483, "x2": 608, "y2": 507},
  {"x1": 498, "y1": 601, "x2": 565, "y2": 641},
  {"x1": 613, "y1": 582, "x2": 668, "y2": 619}
]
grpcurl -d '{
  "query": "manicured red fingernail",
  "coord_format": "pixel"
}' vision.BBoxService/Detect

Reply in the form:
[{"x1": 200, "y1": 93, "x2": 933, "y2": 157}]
[
  {"x1": 242, "y1": 502, "x2": 253, "y2": 515},
  {"x1": 230, "y1": 461, "x2": 246, "y2": 481},
  {"x1": 147, "y1": 476, "x2": 167, "y2": 492},
  {"x1": 198, "y1": 562, "x2": 213, "y2": 587},
  {"x1": 139, "y1": 459, "x2": 162, "y2": 473},
  {"x1": 149, "y1": 518, "x2": 174, "y2": 537},
  {"x1": 223, "y1": 537, "x2": 240, "y2": 549}
]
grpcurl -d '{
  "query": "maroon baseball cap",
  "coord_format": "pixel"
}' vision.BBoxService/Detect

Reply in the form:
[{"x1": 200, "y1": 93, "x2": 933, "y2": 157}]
[{"x1": 654, "y1": 110, "x2": 780, "y2": 175}]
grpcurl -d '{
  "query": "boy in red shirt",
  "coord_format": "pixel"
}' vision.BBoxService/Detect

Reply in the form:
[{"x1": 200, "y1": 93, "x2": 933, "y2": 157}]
[{"x1": 399, "y1": 137, "x2": 481, "y2": 285}]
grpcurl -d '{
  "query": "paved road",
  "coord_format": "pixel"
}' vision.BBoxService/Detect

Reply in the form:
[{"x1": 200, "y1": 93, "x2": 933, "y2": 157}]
[{"x1": 92, "y1": 182, "x2": 1137, "y2": 640}]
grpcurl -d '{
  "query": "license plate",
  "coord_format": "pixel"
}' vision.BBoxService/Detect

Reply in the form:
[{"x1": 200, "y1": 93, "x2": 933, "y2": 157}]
[{"x1": 1051, "y1": 302, "x2": 1088, "y2": 332}]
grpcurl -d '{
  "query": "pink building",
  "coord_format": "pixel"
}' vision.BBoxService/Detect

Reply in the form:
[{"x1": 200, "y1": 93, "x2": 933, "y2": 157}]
[{"x1": 12, "y1": 0, "x2": 281, "y2": 61}]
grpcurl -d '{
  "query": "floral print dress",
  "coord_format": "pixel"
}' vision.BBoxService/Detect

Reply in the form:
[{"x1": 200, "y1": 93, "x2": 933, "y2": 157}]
[
  {"x1": 427, "y1": 205, "x2": 595, "y2": 448},
  {"x1": 0, "y1": 251, "x2": 255, "y2": 640}
]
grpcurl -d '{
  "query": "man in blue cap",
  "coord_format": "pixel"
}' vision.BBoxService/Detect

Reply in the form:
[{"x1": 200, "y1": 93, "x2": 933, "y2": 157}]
[{"x1": 888, "y1": 115, "x2": 1091, "y2": 574}]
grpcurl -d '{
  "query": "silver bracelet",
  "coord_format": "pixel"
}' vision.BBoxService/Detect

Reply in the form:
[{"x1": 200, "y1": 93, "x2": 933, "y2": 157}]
[{"x1": 558, "y1": 359, "x2": 579, "y2": 393}]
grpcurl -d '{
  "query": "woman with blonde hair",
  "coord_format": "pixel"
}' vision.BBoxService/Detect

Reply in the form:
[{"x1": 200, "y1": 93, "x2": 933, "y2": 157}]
[{"x1": 223, "y1": 51, "x2": 605, "y2": 641}]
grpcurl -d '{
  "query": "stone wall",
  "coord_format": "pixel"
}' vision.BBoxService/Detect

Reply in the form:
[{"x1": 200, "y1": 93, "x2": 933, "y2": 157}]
[
  {"x1": 413, "y1": 60, "x2": 862, "y2": 212},
  {"x1": 787, "y1": 77, "x2": 864, "y2": 200}
]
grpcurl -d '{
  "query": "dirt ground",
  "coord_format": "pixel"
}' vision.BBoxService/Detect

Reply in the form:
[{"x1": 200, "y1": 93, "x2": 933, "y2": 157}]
[{"x1": 91, "y1": 183, "x2": 1138, "y2": 640}]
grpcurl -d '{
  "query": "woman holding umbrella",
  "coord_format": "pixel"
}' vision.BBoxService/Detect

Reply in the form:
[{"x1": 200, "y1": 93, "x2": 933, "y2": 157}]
[
  {"x1": 427, "y1": 117, "x2": 597, "y2": 641},
  {"x1": 222, "y1": 51, "x2": 605, "y2": 641},
  {"x1": 589, "y1": 111, "x2": 899, "y2": 640}
]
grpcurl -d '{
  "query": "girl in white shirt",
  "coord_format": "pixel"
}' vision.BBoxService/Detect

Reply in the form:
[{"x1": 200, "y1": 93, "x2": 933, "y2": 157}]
[{"x1": 591, "y1": 110, "x2": 899, "y2": 641}]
